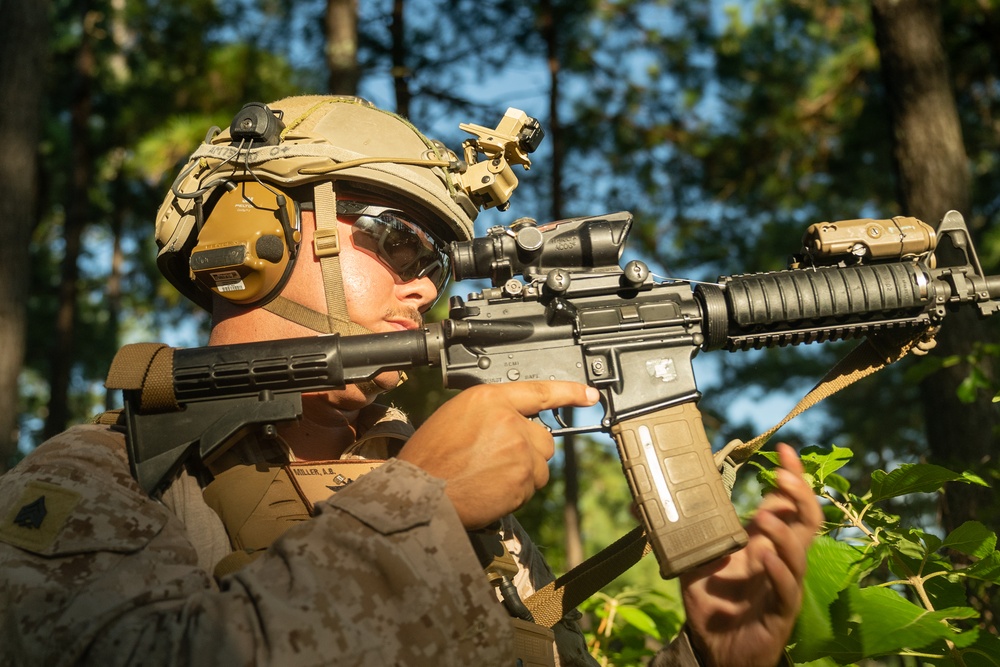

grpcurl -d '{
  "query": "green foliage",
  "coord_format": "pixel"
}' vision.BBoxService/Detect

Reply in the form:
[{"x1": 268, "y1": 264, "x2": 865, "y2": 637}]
[
  {"x1": 579, "y1": 587, "x2": 683, "y2": 665},
  {"x1": 559, "y1": 444, "x2": 998, "y2": 665},
  {"x1": 750, "y1": 446, "x2": 999, "y2": 665}
]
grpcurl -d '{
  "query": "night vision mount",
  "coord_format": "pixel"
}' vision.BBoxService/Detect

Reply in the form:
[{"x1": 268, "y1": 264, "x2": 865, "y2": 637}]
[{"x1": 458, "y1": 108, "x2": 544, "y2": 212}]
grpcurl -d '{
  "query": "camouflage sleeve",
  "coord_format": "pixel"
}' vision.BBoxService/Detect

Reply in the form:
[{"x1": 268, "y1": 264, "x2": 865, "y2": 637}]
[{"x1": 0, "y1": 424, "x2": 511, "y2": 666}]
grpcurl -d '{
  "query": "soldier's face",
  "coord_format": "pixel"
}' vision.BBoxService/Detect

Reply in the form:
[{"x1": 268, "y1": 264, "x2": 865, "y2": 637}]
[{"x1": 336, "y1": 214, "x2": 439, "y2": 334}]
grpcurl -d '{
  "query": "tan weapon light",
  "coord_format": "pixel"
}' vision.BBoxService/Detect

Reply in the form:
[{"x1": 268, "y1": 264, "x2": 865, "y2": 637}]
[{"x1": 799, "y1": 216, "x2": 937, "y2": 265}]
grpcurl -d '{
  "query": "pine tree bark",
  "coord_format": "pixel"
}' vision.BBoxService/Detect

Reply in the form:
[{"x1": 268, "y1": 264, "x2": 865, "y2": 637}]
[
  {"x1": 44, "y1": 2, "x2": 95, "y2": 440},
  {"x1": 539, "y1": 0, "x2": 583, "y2": 569},
  {"x1": 870, "y1": 0, "x2": 997, "y2": 533},
  {"x1": 389, "y1": 0, "x2": 411, "y2": 117},
  {"x1": 326, "y1": 0, "x2": 359, "y2": 95},
  {"x1": 0, "y1": 0, "x2": 50, "y2": 469}
]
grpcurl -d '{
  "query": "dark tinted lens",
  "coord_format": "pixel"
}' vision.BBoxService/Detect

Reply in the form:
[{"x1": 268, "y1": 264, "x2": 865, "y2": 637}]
[{"x1": 353, "y1": 213, "x2": 449, "y2": 290}]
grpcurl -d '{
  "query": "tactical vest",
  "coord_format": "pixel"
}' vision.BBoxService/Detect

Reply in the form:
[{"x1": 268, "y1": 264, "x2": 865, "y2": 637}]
[{"x1": 196, "y1": 412, "x2": 561, "y2": 667}]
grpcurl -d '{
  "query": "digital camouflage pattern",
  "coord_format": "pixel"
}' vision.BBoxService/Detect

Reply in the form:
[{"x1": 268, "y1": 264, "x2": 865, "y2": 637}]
[
  {"x1": 0, "y1": 424, "x2": 512, "y2": 665},
  {"x1": 0, "y1": 423, "x2": 702, "y2": 666}
]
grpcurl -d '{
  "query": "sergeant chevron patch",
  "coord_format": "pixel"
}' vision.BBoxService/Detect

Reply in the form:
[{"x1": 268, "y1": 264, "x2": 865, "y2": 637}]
[{"x1": 0, "y1": 481, "x2": 81, "y2": 552}]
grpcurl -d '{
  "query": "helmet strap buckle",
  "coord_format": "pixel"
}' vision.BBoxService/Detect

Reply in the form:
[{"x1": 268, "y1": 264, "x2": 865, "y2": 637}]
[{"x1": 313, "y1": 227, "x2": 341, "y2": 258}]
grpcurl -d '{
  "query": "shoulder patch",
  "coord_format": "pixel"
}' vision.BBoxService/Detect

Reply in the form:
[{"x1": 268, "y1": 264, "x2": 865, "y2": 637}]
[{"x1": 0, "y1": 481, "x2": 81, "y2": 552}]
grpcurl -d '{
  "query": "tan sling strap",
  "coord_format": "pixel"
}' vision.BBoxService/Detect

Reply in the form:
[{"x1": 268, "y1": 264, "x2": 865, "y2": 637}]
[
  {"x1": 105, "y1": 342, "x2": 178, "y2": 413},
  {"x1": 523, "y1": 328, "x2": 935, "y2": 629},
  {"x1": 262, "y1": 181, "x2": 371, "y2": 338},
  {"x1": 719, "y1": 328, "x2": 936, "y2": 468},
  {"x1": 524, "y1": 525, "x2": 651, "y2": 628}
]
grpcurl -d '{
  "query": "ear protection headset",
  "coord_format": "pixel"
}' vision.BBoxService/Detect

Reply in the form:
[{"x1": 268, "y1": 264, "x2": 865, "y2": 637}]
[
  {"x1": 189, "y1": 180, "x2": 300, "y2": 305},
  {"x1": 186, "y1": 103, "x2": 303, "y2": 307}
]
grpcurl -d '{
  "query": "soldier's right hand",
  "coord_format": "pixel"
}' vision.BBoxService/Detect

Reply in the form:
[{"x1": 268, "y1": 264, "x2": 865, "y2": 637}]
[{"x1": 397, "y1": 381, "x2": 599, "y2": 529}]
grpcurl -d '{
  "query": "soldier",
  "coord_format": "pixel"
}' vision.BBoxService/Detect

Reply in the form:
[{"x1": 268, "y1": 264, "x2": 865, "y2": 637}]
[{"x1": 0, "y1": 96, "x2": 821, "y2": 666}]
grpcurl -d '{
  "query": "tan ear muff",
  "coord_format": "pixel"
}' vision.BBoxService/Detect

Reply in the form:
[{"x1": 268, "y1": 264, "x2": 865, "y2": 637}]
[{"x1": 189, "y1": 181, "x2": 300, "y2": 306}]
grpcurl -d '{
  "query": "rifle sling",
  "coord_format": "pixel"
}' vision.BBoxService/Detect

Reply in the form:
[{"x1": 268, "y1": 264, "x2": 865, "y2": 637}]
[
  {"x1": 524, "y1": 525, "x2": 650, "y2": 629},
  {"x1": 105, "y1": 342, "x2": 178, "y2": 413},
  {"x1": 723, "y1": 331, "x2": 929, "y2": 467}
]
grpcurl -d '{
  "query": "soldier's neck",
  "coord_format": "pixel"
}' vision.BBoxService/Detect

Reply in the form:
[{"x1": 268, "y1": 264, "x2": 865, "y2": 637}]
[{"x1": 279, "y1": 394, "x2": 360, "y2": 462}]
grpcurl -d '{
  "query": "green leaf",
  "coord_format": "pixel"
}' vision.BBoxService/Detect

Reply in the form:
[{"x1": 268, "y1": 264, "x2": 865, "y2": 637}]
[
  {"x1": 793, "y1": 587, "x2": 863, "y2": 664},
  {"x1": 951, "y1": 626, "x2": 982, "y2": 650},
  {"x1": 800, "y1": 445, "x2": 854, "y2": 484},
  {"x1": 615, "y1": 604, "x2": 662, "y2": 641},
  {"x1": 864, "y1": 506, "x2": 902, "y2": 531},
  {"x1": 942, "y1": 521, "x2": 997, "y2": 559},
  {"x1": 870, "y1": 463, "x2": 989, "y2": 502},
  {"x1": 793, "y1": 536, "x2": 871, "y2": 653},
  {"x1": 851, "y1": 586, "x2": 977, "y2": 656},
  {"x1": 824, "y1": 472, "x2": 851, "y2": 496},
  {"x1": 922, "y1": 530, "x2": 943, "y2": 553},
  {"x1": 752, "y1": 463, "x2": 779, "y2": 492},
  {"x1": 964, "y1": 551, "x2": 1000, "y2": 583},
  {"x1": 885, "y1": 530, "x2": 929, "y2": 560},
  {"x1": 959, "y1": 630, "x2": 1000, "y2": 666},
  {"x1": 790, "y1": 659, "x2": 845, "y2": 667}
]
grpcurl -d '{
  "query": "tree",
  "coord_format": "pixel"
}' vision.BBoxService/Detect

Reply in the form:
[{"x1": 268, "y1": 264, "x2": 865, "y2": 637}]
[
  {"x1": 326, "y1": 0, "x2": 359, "y2": 95},
  {"x1": 871, "y1": 0, "x2": 997, "y2": 536},
  {"x1": 44, "y1": 0, "x2": 98, "y2": 441},
  {"x1": 0, "y1": 0, "x2": 51, "y2": 471},
  {"x1": 19, "y1": 0, "x2": 311, "y2": 449}
]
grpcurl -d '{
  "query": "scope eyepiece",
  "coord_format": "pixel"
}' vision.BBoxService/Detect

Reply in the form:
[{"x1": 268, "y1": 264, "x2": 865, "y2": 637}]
[{"x1": 449, "y1": 212, "x2": 633, "y2": 285}]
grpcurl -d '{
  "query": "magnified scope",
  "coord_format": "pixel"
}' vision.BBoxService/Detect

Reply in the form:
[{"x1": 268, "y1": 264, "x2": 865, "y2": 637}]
[{"x1": 449, "y1": 211, "x2": 633, "y2": 286}]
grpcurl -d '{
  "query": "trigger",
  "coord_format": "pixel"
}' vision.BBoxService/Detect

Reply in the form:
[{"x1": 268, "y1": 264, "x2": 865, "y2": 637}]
[{"x1": 550, "y1": 408, "x2": 570, "y2": 429}]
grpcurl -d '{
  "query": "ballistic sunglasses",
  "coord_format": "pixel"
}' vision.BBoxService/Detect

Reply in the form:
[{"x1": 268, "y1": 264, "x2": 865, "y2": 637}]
[{"x1": 336, "y1": 201, "x2": 451, "y2": 294}]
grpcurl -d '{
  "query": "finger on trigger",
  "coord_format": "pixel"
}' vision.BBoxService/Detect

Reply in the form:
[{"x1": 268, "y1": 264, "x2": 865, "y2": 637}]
[{"x1": 505, "y1": 381, "x2": 599, "y2": 415}]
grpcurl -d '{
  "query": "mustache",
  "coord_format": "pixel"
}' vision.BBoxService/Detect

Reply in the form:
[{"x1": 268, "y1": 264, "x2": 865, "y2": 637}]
[{"x1": 386, "y1": 305, "x2": 423, "y2": 328}]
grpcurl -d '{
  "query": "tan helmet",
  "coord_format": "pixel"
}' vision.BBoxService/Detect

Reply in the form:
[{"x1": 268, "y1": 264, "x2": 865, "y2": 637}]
[{"x1": 154, "y1": 96, "x2": 539, "y2": 334}]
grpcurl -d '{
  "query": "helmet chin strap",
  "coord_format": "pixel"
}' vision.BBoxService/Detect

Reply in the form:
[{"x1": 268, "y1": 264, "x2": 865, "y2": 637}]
[{"x1": 263, "y1": 181, "x2": 400, "y2": 394}]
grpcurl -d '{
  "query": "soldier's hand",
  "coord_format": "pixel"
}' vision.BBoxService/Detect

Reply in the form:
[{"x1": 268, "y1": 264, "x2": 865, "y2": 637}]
[
  {"x1": 398, "y1": 382, "x2": 599, "y2": 529},
  {"x1": 680, "y1": 443, "x2": 823, "y2": 667}
]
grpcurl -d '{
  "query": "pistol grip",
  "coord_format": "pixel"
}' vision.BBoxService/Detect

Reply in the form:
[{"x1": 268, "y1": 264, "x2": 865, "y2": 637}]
[{"x1": 611, "y1": 402, "x2": 748, "y2": 579}]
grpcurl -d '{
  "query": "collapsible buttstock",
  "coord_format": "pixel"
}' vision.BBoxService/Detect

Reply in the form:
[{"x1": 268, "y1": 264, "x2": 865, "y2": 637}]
[{"x1": 611, "y1": 402, "x2": 748, "y2": 578}]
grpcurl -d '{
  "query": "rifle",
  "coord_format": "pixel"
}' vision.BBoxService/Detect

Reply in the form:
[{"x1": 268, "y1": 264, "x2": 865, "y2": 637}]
[{"x1": 118, "y1": 209, "x2": 1000, "y2": 579}]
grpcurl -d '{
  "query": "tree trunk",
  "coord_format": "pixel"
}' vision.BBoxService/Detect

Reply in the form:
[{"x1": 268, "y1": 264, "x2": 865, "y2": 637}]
[
  {"x1": 870, "y1": 0, "x2": 997, "y2": 534},
  {"x1": 539, "y1": 0, "x2": 583, "y2": 569},
  {"x1": 45, "y1": 2, "x2": 96, "y2": 440},
  {"x1": 104, "y1": 181, "x2": 125, "y2": 412},
  {"x1": 390, "y1": 0, "x2": 411, "y2": 117},
  {"x1": 326, "y1": 0, "x2": 359, "y2": 95},
  {"x1": 0, "y1": 0, "x2": 50, "y2": 470}
]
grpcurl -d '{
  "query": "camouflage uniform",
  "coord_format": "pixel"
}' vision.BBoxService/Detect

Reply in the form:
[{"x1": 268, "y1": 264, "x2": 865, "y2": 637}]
[{"x1": 0, "y1": 421, "x2": 701, "y2": 666}]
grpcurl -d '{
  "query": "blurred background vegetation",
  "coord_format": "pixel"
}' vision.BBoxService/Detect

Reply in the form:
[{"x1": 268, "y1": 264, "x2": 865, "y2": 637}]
[{"x1": 1, "y1": 0, "x2": 998, "y2": 659}]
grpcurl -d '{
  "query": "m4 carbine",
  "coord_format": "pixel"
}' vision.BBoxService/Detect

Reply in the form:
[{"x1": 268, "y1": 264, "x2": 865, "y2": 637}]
[{"x1": 120, "y1": 209, "x2": 1000, "y2": 579}]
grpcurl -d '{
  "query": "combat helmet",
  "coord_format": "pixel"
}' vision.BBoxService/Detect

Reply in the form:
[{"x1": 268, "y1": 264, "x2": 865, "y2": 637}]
[{"x1": 154, "y1": 95, "x2": 542, "y2": 336}]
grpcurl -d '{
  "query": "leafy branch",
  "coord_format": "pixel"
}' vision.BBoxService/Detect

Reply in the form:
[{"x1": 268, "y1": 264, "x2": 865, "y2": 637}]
[{"x1": 752, "y1": 446, "x2": 999, "y2": 665}]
